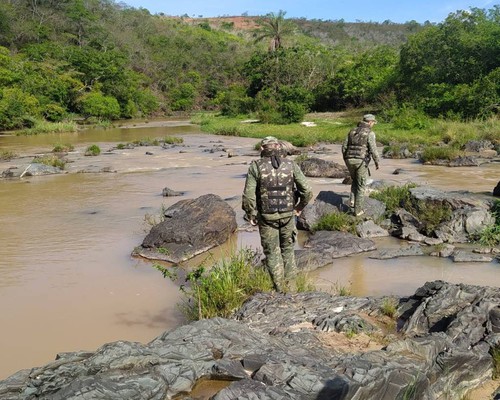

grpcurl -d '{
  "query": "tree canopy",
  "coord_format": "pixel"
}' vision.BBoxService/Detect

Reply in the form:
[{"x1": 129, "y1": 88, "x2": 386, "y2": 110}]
[{"x1": 0, "y1": 1, "x2": 497, "y2": 130}]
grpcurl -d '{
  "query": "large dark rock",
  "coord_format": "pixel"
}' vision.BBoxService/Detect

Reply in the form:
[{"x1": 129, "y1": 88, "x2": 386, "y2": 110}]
[
  {"x1": 299, "y1": 157, "x2": 349, "y2": 178},
  {"x1": 136, "y1": 194, "x2": 237, "y2": 262},
  {"x1": 2, "y1": 281, "x2": 499, "y2": 399},
  {"x1": 297, "y1": 191, "x2": 350, "y2": 230},
  {"x1": 296, "y1": 231, "x2": 376, "y2": 270},
  {"x1": 410, "y1": 186, "x2": 492, "y2": 210},
  {"x1": 2, "y1": 163, "x2": 64, "y2": 178},
  {"x1": 298, "y1": 190, "x2": 386, "y2": 231},
  {"x1": 383, "y1": 186, "x2": 496, "y2": 243}
]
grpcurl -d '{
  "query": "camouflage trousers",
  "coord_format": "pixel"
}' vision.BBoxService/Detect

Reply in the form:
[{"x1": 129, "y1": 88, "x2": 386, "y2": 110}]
[
  {"x1": 258, "y1": 215, "x2": 297, "y2": 292},
  {"x1": 345, "y1": 158, "x2": 369, "y2": 214}
]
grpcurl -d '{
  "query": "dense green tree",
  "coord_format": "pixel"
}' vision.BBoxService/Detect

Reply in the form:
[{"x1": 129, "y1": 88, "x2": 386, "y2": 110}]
[
  {"x1": 76, "y1": 90, "x2": 120, "y2": 119},
  {"x1": 397, "y1": 6, "x2": 500, "y2": 117},
  {"x1": 245, "y1": 45, "x2": 335, "y2": 96},
  {"x1": 329, "y1": 46, "x2": 398, "y2": 108},
  {"x1": 0, "y1": 0, "x2": 496, "y2": 128},
  {"x1": 0, "y1": 87, "x2": 40, "y2": 129}
]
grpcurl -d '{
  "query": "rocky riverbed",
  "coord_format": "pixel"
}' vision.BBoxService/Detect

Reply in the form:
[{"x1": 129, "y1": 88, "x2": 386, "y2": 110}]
[
  {"x1": 1, "y1": 280, "x2": 500, "y2": 399},
  {"x1": 0, "y1": 124, "x2": 499, "y2": 398}
]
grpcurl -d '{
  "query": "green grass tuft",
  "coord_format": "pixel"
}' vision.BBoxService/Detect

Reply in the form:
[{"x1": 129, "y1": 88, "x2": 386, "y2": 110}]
[
  {"x1": 420, "y1": 146, "x2": 463, "y2": 163},
  {"x1": 52, "y1": 143, "x2": 74, "y2": 153},
  {"x1": 0, "y1": 149, "x2": 17, "y2": 160},
  {"x1": 85, "y1": 144, "x2": 101, "y2": 156},
  {"x1": 380, "y1": 297, "x2": 398, "y2": 318},
  {"x1": 18, "y1": 120, "x2": 78, "y2": 135},
  {"x1": 163, "y1": 136, "x2": 184, "y2": 144},
  {"x1": 312, "y1": 212, "x2": 358, "y2": 234},
  {"x1": 370, "y1": 183, "x2": 417, "y2": 214},
  {"x1": 179, "y1": 248, "x2": 274, "y2": 320},
  {"x1": 32, "y1": 154, "x2": 66, "y2": 169}
]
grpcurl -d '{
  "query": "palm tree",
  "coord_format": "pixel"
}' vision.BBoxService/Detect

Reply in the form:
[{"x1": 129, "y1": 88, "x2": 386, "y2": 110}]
[{"x1": 253, "y1": 10, "x2": 296, "y2": 52}]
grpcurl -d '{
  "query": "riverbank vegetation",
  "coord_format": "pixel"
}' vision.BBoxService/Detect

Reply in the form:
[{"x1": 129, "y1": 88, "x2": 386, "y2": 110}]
[
  {"x1": 0, "y1": 1, "x2": 498, "y2": 141},
  {"x1": 155, "y1": 248, "x2": 314, "y2": 321}
]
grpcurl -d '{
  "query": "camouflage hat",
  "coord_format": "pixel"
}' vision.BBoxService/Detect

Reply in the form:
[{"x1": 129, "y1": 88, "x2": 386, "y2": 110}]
[
  {"x1": 261, "y1": 136, "x2": 280, "y2": 147},
  {"x1": 363, "y1": 114, "x2": 377, "y2": 122}
]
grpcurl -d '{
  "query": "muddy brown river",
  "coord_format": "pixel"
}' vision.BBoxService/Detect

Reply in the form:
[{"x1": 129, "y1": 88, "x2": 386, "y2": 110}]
[{"x1": 0, "y1": 120, "x2": 498, "y2": 379}]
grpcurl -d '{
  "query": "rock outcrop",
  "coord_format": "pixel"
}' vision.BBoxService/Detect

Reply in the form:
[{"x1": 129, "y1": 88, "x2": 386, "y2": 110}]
[
  {"x1": 299, "y1": 157, "x2": 349, "y2": 179},
  {"x1": 296, "y1": 231, "x2": 376, "y2": 271},
  {"x1": 135, "y1": 194, "x2": 237, "y2": 263},
  {"x1": 1, "y1": 281, "x2": 499, "y2": 399}
]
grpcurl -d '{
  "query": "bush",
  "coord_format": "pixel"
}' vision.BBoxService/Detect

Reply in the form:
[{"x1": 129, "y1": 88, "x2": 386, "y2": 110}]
[
  {"x1": 52, "y1": 143, "x2": 74, "y2": 153},
  {"x1": 154, "y1": 248, "x2": 314, "y2": 321},
  {"x1": 0, "y1": 88, "x2": 40, "y2": 130},
  {"x1": 77, "y1": 91, "x2": 120, "y2": 120},
  {"x1": 134, "y1": 89, "x2": 160, "y2": 116},
  {"x1": 413, "y1": 200, "x2": 452, "y2": 235},
  {"x1": 371, "y1": 183, "x2": 452, "y2": 235},
  {"x1": 177, "y1": 249, "x2": 274, "y2": 320},
  {"x1": 171, "y1": 83, "x2": 197, "y2": 111},
  {"x1": 279, "y1": 101, "x2": 307, "y2": 123},
  {"x1": 475, "y1": 204, "x2": 500, "y2": 246},
  {"x1": 256, "y1": 108, "x2": 285, "y2": 124},
  {"x1": 85, "y1": 144, "x2": 101, "y2": 156},
  {"x1": 476, "y1": 223, "x2": 500, "y2": 247},
  {"x1": 215, "y1": 85, "x2": 254, "y2": 117},
  {"x1": 383, "y1": 105, "x2": 431, "y2": 130},
  {"x1": 43, "y1": 103, "x2": 67, "y2": 122}
]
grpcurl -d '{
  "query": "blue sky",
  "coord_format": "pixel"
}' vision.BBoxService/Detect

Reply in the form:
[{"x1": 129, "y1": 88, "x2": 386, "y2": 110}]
[{"x1": 121, "y1": 0, "x2": 498, "y2": 23}]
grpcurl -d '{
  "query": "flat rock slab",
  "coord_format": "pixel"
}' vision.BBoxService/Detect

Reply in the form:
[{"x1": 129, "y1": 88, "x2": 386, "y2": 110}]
[
  {"x1": 452, "y1": 250, "x2": 494, "y2": 263},
  {"x1": 296, "y1": 231, "x2": 376, "y2": 271},
  {"x1": 369, "y1": 244, "x2": 424, "y2": 259},
  {"x1": 136, "y1": 194, "x2": 237, "y2": 263}
]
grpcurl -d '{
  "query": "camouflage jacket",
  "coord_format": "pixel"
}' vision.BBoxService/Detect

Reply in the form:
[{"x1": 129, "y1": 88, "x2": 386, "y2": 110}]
[
  {"x1": 342, "y1": 121, "x2": 380, "y2": 167},
  {"x1": 242, "y1": 156, "x2": 312, "y2": 222}
]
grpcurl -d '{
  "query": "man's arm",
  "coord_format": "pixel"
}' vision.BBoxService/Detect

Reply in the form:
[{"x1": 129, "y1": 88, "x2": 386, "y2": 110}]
[
  {"x1": 293, "y1": 162, "x2": 313, "y2": 212},
  {"x1": 242, "y1": 162, "x2": 259, "y2": 224},
  {"x1": 341, "y1": 134, "x2": 349, "y2": 159},
  {"x1": 367, "y1": 131, "x2": 380, "y2": 169}
]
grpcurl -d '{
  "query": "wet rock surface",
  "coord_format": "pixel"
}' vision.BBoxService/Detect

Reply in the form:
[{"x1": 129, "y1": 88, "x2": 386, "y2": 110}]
[
  {"x1": 1, "y1": 281, "x2": 499, "y2": 399},
  {"x1": 296, "y1": 231, "x2": 376, "y2": 271},
  {"x1": 136, "y1": 193, "x2": 237, "y2": 263},
  {"x1": 299, "y1": 157, "x2": 349, "y2": 179},
  {"x1": 298, "y1": 185, "x2": 498, "y2": 264}
]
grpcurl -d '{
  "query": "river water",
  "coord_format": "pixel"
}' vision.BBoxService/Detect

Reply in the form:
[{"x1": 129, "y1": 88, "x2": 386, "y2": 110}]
[{"x1": 0, "y1": 120, "x2": 498, "y2": 379}]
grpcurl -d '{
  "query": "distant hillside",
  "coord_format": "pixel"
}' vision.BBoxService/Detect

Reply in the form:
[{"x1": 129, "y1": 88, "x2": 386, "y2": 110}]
[
  {"x1": 293, "y1": 19, "x2": 424, "y2": 48},
  {"x1": 179, "y1": 15, "x2": 425, "y2": 48}
]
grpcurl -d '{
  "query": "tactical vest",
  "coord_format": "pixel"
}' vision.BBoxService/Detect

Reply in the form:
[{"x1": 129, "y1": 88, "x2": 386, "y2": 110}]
[
  {"x1": 256, "y1": 157, "x2": 295, "y2": 214},
  {"x1": 345, "y1": 126, "x2": 370, "y2": 159}
]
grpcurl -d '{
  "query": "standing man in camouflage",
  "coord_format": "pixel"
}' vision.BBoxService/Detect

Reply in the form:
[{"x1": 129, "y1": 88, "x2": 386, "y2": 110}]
[
  {"x1": 342, "y1": 114, "x2": 381, "y2": 217},
  {"x1": 242, "y1": 136, "x2": 312, "y2": 292}
]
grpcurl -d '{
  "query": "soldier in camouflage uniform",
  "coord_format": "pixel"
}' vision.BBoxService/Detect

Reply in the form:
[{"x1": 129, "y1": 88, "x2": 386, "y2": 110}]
[
  {"x1": 342, "y1": 114, "x2": 381, "y2": 216},
  {"x1": 242, "y1": 136, "x2": 312, "y2": 292}
]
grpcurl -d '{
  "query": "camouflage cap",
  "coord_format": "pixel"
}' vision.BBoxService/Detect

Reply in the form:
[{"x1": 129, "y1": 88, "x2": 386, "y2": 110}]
[
  {"x1": 261, "y1": 136, "x2": 280, "y2": 147},
  {"x1": 363, "y1": 114, "x2": 377, "y2": 122}
]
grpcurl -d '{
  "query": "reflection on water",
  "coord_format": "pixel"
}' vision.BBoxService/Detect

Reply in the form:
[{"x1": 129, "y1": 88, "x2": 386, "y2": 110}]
[
  {"x1": 0, "y1": 121, "x2": 499, "y2": 380},
  {"x1": 313, "y1": 237, "x2": 500, "y2": 297}
]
